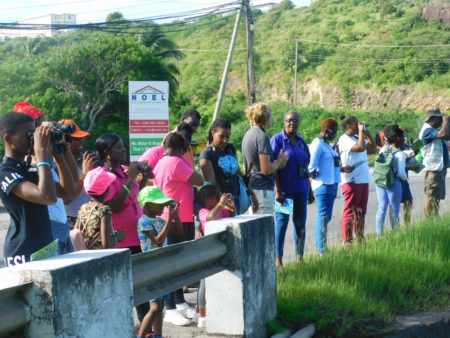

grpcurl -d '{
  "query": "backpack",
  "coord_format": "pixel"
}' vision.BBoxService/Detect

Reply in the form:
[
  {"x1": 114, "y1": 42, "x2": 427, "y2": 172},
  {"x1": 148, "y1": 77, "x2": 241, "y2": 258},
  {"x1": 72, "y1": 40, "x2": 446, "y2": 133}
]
[{"x1": 373, "y1": 148, "x2": 400, "y2": 188}]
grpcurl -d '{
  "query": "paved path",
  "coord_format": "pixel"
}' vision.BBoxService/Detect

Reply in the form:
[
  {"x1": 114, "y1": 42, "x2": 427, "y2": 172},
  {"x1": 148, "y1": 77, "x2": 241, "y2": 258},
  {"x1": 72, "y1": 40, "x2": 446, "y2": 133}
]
[{"x1": 1, "y1": 173, "x2": 449, "y2": 337}]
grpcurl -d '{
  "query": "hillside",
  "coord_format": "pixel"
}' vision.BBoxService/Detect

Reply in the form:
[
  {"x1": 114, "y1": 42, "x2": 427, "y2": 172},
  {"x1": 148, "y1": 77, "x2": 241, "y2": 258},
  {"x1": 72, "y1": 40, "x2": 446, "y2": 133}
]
[{"x1": 168, "y1": 0, "x2": 450, "y2": 114}]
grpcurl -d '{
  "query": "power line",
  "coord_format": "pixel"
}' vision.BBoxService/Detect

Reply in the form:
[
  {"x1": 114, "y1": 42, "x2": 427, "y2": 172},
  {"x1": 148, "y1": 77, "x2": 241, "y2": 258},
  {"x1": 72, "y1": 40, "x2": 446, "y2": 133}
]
[{"x1": 293, "y1": 39, "x2": 450, "y2": 48}]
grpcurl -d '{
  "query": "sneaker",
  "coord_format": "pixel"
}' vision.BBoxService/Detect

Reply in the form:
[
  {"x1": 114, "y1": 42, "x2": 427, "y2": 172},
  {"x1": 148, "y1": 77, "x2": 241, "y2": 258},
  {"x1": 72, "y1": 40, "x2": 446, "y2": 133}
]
[
  {"x1": 198, "y1": 317, "x2": 206, "y2": 328},
  {"x1": 192, "y1": 312, "x2": 200, "y2": 324},
  {"x1": 176, "y1": 302, "x2": 196, "y2": 319},
  {"x1": 163, "y1": 309, "x2": 190, "y2": 326}
]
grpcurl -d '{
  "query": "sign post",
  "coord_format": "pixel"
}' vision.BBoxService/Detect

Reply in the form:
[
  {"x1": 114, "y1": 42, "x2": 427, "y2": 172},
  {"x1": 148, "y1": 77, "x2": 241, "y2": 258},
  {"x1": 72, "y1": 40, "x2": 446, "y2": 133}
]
[{"x1": 128, "y1": 81, "x2": 169, "y2": 161}]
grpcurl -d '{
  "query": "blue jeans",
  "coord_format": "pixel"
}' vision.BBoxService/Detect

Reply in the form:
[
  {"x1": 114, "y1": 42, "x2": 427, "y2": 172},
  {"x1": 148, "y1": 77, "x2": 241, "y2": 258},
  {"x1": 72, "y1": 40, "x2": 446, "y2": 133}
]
[
  {"x1": 274, "y1": 191, "x2": 308, "y2": 258},
  {"x1": 313, "y1": 183, "x2": 338, "y2": 253},
  {"x1": 376, "y1": 178, "x2": 402, "y2": 235},
  {"x1": 50, "y1": 220, "x2": 75, "y2": 255}
]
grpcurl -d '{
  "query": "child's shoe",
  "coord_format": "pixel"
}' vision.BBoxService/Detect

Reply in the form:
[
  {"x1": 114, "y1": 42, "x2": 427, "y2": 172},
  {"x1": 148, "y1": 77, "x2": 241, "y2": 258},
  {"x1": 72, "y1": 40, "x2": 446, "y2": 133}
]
[
  {"x1": 163, "y1": 309, "x2": 190, "y2": 326},
  {"x1": 176, "y1": 302, "x2": 196, "y2": 319},
  {"x1": 197, "y1": 317, "x2": 206, "y2": 328}
]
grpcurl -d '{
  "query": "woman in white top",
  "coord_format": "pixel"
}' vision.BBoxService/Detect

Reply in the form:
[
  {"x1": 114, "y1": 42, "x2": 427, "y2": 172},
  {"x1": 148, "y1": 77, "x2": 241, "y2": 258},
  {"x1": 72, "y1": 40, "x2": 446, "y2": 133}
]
[
  {"x1": 375, "y1": 124, "x2": 407, "y2": 235},
  {"x1": 308, "y1": 118, "x2": 341, "y2": 253},
  {"x1": 338, "y1": 115, "x2": 376, "y2": 246}
]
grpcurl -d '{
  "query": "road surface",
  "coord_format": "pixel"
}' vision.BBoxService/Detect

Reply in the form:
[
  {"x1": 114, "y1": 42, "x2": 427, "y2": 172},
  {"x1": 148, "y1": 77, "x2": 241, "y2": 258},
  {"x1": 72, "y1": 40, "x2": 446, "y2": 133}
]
[{"x1": 0, "y1": 172, "x2": 449, "y2": 337}]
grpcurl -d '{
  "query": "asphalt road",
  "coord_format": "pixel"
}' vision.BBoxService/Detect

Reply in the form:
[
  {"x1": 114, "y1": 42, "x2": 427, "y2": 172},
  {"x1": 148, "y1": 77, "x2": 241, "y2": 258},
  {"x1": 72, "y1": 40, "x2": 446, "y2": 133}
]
[
  {"x1": 0, "y1": 172, "x2": 449, "y2": 337},
  {"x1": 1, "y1": 171, "x2": 449, "y2": 265}
]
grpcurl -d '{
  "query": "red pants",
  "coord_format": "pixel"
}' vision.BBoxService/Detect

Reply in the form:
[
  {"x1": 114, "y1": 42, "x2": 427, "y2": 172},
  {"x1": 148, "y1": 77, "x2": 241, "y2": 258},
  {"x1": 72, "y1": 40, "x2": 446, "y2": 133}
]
[{"x1": 341, "y1": 182, "x2": 369, "y2": 243}]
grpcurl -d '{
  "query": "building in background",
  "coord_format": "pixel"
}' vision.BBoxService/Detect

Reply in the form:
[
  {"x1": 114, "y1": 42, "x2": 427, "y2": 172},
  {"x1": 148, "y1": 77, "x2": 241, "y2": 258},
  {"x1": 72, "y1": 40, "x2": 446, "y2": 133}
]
[{"x1": 0, "y1": 14, "x2": 76, "y2": 40}]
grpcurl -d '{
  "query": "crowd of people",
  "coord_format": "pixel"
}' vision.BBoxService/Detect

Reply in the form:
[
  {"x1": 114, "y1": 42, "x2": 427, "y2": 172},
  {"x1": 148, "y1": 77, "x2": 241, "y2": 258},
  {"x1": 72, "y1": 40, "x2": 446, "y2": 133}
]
[{"x1": 0, "y1": 100, "x2": 448, "y2": 336}]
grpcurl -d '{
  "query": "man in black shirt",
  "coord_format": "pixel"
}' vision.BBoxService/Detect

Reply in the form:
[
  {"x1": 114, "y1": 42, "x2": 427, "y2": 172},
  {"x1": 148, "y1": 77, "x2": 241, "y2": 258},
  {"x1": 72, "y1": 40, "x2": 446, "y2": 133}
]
[{"x1": 0, "y1": 112, "x2": 57, "y2": 266}]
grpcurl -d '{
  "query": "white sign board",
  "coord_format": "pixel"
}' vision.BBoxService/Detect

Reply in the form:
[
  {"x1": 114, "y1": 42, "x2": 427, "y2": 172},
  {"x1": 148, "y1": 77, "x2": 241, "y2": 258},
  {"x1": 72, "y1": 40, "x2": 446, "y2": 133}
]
[{"x1": 128, "y1": 81, "x2": 169, "y2": 161}]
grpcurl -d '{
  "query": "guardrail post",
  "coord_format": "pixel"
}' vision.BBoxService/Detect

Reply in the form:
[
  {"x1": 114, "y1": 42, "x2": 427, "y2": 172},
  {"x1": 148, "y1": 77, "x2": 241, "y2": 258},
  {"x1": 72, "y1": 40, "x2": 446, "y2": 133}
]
[
  {"x1": 0, "y1": 249, "x2": 134, "y2": 337},
  {"x1": 205, "y1": 215, "x2": 277, "y2": 337}
]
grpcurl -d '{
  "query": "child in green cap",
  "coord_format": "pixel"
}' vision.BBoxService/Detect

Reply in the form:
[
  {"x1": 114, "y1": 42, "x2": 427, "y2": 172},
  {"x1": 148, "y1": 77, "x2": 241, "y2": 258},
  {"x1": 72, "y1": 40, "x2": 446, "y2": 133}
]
[{"x1": 137, "y1": 185, "x2": 183, "y2": 338}]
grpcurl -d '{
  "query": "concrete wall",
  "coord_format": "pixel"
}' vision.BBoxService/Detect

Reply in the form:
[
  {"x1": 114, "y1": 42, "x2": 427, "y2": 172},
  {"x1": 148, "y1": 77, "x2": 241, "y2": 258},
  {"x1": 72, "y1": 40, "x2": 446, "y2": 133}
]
[
  {"x1": 0, "y1": 249, "x2": 134, "y2": 338},
  {"x1": 205, "y1": 215, "x2": 277, "y2": 337}
]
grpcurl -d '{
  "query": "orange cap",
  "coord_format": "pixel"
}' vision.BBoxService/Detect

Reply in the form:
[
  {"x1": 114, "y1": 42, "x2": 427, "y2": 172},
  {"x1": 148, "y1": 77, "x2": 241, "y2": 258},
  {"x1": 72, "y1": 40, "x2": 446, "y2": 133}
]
[{"x1": 61, "y1": 119, "x2": 91, "y2": 138}]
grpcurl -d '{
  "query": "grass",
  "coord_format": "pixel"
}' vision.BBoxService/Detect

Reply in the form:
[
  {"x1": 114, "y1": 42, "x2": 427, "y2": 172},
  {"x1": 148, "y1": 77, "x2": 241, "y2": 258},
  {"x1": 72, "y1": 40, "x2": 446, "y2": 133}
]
[{"x1": 269, "y1": 214, "x2": 450, "y2": 336}]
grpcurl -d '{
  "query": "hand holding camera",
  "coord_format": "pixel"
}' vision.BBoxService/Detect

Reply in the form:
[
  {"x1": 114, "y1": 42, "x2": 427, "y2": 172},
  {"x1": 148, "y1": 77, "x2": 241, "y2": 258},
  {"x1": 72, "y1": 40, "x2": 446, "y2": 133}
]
[
  {"x1": 219, "y1": 193, "x2": 232, "y2": 206},
  {"x1": 131, "y1": 161, "x2": 154, "y2": 179},
  {"x1": 33, "y1": 125, "x2": 53, "y2": 161},
  {"x1": 358, "y1": 122, "x2": 369, "y2": 133},
  {"x1": 82, "y1": 151, "x2": 99, "y2": 174},
  {"x1": 168, "y1": 202, "x2": 180, "y2": 221},
  {"x1": 29, "y1": 122, "x2": 76, "y2": 154}
]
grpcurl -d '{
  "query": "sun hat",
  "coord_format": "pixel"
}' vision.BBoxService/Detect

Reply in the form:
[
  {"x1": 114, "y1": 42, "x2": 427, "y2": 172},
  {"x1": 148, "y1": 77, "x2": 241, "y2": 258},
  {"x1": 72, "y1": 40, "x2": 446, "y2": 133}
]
[
  {"x1": 83, "y1": 167, "x2": 116, "y2": 196},
  {"x1": 13, "y1": 101, "x2": 45, "y2": 120},
  {"x1": 425, "y1": 108, "x2": 443, "y2": 122},
  {"x1": 61, "y1": 119, "x2": 91, "y2": 138},
  {"x1": 138, "y1": 186, "x2": 173, "y2": 207}
]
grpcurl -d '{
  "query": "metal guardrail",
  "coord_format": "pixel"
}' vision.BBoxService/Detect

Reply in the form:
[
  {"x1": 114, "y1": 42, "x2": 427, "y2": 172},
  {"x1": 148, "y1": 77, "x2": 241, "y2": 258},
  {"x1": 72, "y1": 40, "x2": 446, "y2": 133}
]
[
  {"x1": 0, "y1": 283, "x2": 31, "y2": 336},
  {"x1": 0, "y1": 230, "x2": 229, "y2": 335},
  {"x1": 132, "y1": 230, "x2": 228, "y2": 306}
]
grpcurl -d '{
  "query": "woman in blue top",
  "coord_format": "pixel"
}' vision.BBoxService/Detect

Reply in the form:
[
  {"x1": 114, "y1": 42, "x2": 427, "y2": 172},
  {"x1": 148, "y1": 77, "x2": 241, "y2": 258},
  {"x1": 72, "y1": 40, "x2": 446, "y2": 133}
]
[
  {"x1": 270, "y1": 111, "x2": 311, "y2": 267},
  {"x1": 308, "y1": 118, "x2": 341, "y2": 254}
]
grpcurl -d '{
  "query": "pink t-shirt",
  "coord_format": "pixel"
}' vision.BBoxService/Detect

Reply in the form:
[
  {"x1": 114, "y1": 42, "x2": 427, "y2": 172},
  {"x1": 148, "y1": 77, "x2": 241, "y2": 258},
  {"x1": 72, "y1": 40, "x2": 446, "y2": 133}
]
[
  {"x1": 199, "y1": 207, "x2": 231, "y2": 232},
  {"x1": 104, "y1": 166, "x2": 142, "y2": 248},
  {"x1": 154, "y1": 155, "x2": 195, "y2": 222},
  {"x1": 139, "y1": 146, "x2": 165, "y2": 170}
]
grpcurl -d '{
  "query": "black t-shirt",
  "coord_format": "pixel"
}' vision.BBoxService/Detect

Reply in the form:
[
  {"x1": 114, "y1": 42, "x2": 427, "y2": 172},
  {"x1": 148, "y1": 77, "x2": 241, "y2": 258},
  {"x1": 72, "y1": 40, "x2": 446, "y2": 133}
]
[
  {"x1": 199, "y1": 144, "x2": 240, "y2": 197},
  {"x1": 0, "y1": 157, "x2": 53, "y2": 265}
]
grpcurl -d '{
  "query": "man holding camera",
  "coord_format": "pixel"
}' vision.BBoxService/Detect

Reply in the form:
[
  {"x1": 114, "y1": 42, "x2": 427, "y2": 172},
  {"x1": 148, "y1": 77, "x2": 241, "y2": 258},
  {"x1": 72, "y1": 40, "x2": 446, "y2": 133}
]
[
  {"x1": 0, "y1": 112, "x2": 57, "y2": 265},
  {"x1": 13, "y1": 102, "x2": 78, "y2": 255},
  {"x1": 419, "y1": 108, "x2": 450, "y2": 216}
]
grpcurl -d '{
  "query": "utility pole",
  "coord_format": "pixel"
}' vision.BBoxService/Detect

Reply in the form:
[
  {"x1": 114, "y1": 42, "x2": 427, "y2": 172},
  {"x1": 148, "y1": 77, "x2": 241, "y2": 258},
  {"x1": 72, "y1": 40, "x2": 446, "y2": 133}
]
[
  {"x1": 244, "y1": 0, "x2": 256, "y2": 106},
  {"x1": 294, "y1": 40, "x2": 298, "y2": 106},
  {"x1": 213, "y1": 6, "x2": 242, "y2": 121}
]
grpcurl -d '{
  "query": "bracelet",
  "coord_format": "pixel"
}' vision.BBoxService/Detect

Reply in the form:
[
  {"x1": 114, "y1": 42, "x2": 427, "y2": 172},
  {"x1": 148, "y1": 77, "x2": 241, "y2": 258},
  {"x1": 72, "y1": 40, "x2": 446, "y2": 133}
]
[
  {"x1": 122, "y1": 185, "x2": 131, "y2": 194},
  {"x1": 36, "y1": 162, "x2": 51, "y2": 169},
  {"x1": 218, "y1": 203, "x2": 224, "y2": 208},
  {"x1": 79, "y1": 173, "x2": 86, "y2": 180}
]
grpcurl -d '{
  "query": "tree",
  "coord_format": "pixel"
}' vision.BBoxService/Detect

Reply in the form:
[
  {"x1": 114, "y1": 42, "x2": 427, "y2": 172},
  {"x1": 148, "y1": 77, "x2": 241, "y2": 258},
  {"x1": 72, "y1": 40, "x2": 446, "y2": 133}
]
[
  {"x1": 44, "y1": 31, "x2": 179, "y2": 132},
  {"x1": 106, "y1": 12, "x2": 125, "y2": 23}
]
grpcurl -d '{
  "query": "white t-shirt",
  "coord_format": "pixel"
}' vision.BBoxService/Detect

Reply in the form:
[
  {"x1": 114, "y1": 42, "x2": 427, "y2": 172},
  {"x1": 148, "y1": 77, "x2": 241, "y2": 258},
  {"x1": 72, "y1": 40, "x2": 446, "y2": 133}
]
[
  {"x1": 338, "y1": 133, "x2": 370, "y2": 184},
  {"x1": 48, "y1": 167, "x2": 68, "y2": 224}
]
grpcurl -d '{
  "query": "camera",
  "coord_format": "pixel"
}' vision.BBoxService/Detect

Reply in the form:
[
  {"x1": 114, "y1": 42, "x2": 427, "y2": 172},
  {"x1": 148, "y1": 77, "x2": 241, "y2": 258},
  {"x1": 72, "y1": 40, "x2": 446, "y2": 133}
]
[
  {"x1": 333, "y1": 155, "x2": 340, "y2": 167},
  {"x1": 26, "y1": 129, "x2": 67, "y2": 144},
  {"x1": 168, "y1": 200, "x2": 179, "y2": 207},
  {"x1": 53, "y1": 123, "x2": 76, "y2": 134},
  {"x1": 361, "y1": 122, "x2": 369, "y2": 132},
  {"x1": 298, "y1": 164, "x2": 309, "y2": 179},
  {"x1": 131, "y1": 161, "x2": 154, "y2": 179},
  {"x1": 85, "y1": 150, "x2": 104, "y2": 168}
]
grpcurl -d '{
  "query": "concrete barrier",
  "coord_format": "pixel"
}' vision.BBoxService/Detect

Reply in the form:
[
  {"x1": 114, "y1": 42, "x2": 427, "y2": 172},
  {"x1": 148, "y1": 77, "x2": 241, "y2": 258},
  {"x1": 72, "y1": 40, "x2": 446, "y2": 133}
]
[
  {"x1": 0, "y1": 215, "x2": 276, "y2": 337},
  {"x1": 0, "y1": 249, "x2": 134, "y2": 337},
  {"x1": 205, "y1": 215, "x2": 277, "y2": 337}
]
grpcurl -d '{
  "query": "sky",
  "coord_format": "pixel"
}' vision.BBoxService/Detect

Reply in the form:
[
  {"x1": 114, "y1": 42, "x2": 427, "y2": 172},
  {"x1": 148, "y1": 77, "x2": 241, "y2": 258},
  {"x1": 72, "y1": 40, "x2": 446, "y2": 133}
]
[{"x1": 0, "y1": 0, "x2": 311, "y2": 24}]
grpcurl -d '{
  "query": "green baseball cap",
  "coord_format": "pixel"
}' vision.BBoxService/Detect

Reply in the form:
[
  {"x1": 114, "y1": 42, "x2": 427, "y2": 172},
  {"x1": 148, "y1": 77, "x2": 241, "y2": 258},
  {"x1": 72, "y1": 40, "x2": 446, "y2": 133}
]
[{"x1": 138, "y1": 186, "x2": 173, "y2": 207}]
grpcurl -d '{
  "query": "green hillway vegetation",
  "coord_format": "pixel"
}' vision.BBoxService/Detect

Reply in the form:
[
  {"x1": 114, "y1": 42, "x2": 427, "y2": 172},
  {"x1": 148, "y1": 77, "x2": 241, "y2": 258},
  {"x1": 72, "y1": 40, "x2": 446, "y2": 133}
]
[
  {"x1": 268, "y1": 213, "x2": 450, "y2": 336},
  {"x1": 166, "y1": 0, "x2": 449, "y2": 145},
  {"x1": 0, "y1": 0, "x2": 448, "y2": 156}
]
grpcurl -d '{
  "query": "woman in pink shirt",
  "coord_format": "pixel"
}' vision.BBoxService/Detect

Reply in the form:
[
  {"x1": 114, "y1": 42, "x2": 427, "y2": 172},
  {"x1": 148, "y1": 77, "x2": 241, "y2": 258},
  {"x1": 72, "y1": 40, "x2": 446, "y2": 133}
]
[
  {"x1": 95, "y1": 132, "x2": 149, "y2": 323},
  {"x1": 153, "y1": 131, "x2": 204, "y2": 324}
]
